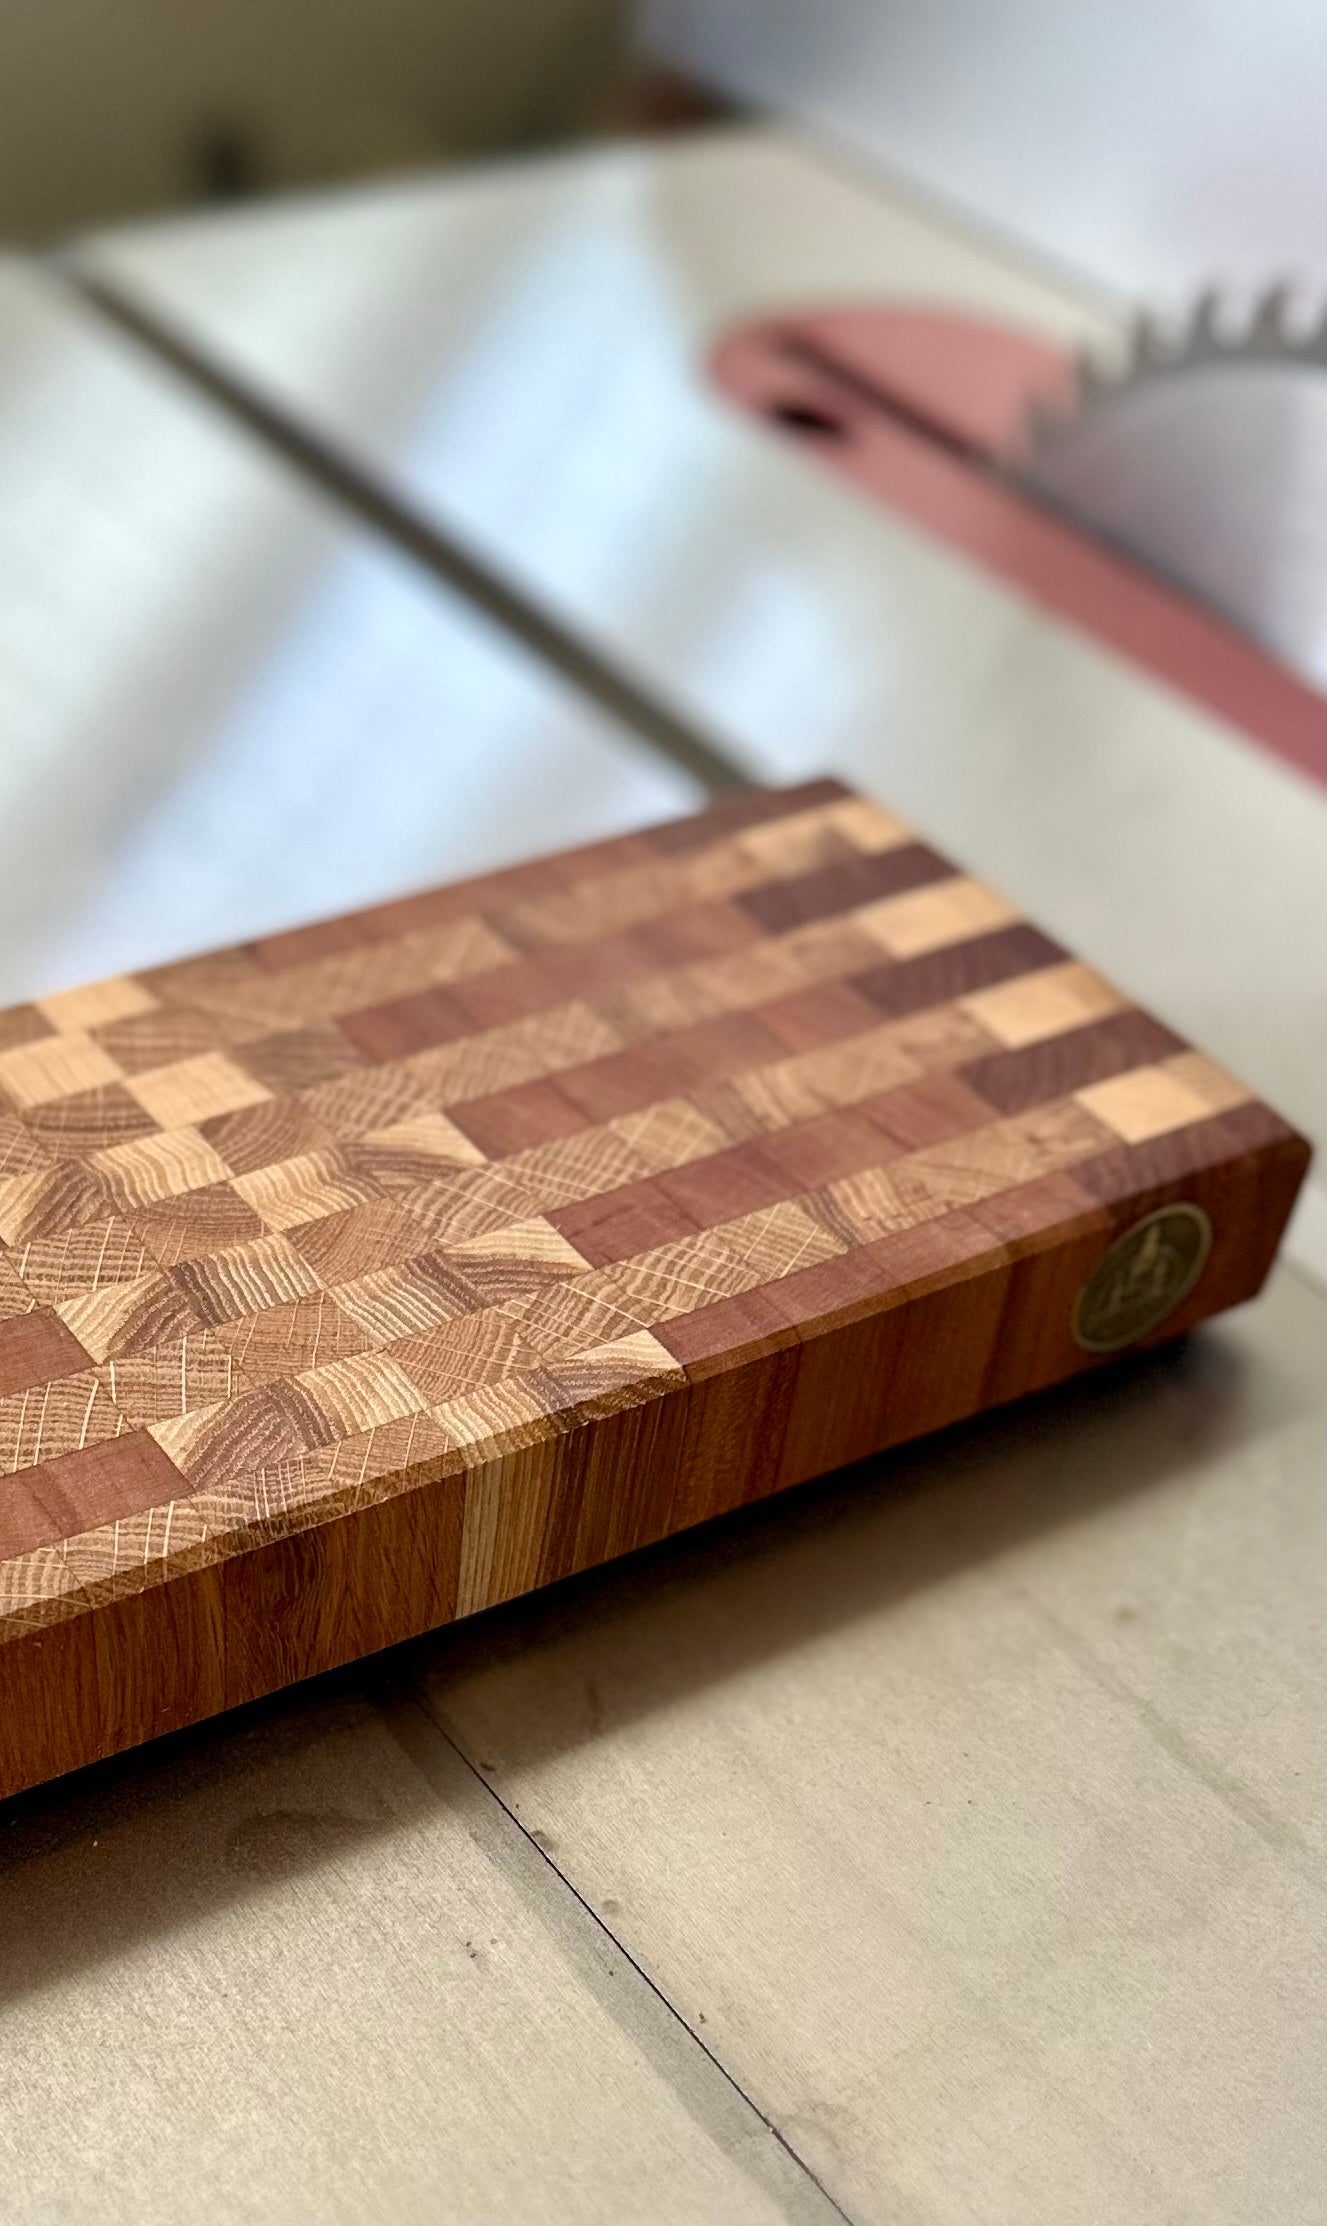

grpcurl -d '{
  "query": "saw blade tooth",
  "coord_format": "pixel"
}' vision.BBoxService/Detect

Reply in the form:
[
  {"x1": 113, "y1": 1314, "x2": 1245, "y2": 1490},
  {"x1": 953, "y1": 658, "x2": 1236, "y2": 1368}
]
[
  {"x1": 1306, "y1": 305, "x2": 1327, "y2": 366},
  {"x1": 1131, "y1": 308, "x2": 1182, "y2": 372},
  {"x1": 1004, "y1": 278, "x2": 1327, "y2": 692},
  {"x1": 1128, "y1": 311, "x2": 1158, "y2": 371},
  {"x1": 1247, "y1": 281, "x2": 1293, "y2": 353},
  {"x1": 1015, "y1": 357, "x2": 1091, "y2": 466},
  {"x1": 1040, "y1": 356, "x2": 1086, "y2": 420},
  {"x1": 1015, "y1": 390, "x2": 1064, "y2": 464},
  {"x1": 1070, "y1": 348, "x2": 1104, "y2": 405},
  {"x1": 1186, "y1": 287, "x2": 1224, "y2": 361}
]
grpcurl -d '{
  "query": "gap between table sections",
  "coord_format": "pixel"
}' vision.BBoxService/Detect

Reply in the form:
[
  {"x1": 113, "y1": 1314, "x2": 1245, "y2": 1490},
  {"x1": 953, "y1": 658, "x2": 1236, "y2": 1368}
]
[
  {"x1": 59, "y1": 262, "x2": 751, "y2": 805},
  {"x1": 382, "y1": 1688, "x2": 863, "y2": 2226}
]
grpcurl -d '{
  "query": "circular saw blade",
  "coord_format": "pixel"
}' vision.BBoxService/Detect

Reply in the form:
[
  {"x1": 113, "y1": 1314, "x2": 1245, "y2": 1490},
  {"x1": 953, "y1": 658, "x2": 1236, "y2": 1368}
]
[{"x1": 1008, "y1": 287, "x2": 1327, "y2": 692}]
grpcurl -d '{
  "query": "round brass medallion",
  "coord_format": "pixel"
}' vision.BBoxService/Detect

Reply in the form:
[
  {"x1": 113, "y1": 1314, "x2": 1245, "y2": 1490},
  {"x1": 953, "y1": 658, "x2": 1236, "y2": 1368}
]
[{"x1": 1073, "y1": 1203, "x2": 1214, "y2": 1353}]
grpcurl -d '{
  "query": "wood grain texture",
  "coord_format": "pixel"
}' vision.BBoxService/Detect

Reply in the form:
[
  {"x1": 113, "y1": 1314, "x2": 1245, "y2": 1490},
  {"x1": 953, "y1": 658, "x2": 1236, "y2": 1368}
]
[{"x1": 0, "y1": 782, "x2": 1309, "y2": 1798}]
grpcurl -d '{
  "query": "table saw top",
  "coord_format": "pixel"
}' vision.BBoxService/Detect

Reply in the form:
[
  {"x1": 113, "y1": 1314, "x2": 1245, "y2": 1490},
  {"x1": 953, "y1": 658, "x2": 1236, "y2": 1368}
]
[{"x1": 2, "y1": 129, "x2": 1325, "y2": 2226}]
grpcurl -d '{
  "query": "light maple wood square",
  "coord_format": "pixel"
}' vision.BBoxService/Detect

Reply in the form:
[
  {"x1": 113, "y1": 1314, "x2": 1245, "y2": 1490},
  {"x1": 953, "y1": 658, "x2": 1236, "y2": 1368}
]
[
  {"x1": 534, "y1": 1331, "x2": 685, "y2": 1432},
  {"x1": 9, "y1": 1217, "x2": 150, "y2": 1303},
  {"x1": 1075, "y1": 1063, "x2": 1227, "y2": 1144},
  {"x1": 1162, "y1": 1052, "x2": 1251, "y2": 1117},
  {"x1": 0, "y1": 1163, "x2": 117, "y2": 1247},
  {"x1": 331, "y1": 1260, "x2": 472, "y2": 1346},
  {"x1": 295, "y1": 1350, "x2": 428, "y2": 1436},
  {"x1": 356, "y1": 1111, "x2": 487, "y2": 1172},
  {"x1": 821, "y1": 793, "x2": 910, "y2": 853},
  {"x1": 0, "y1": 1034, "x2": 124, "y2": 1109},
  {"x1": 0, "y1": 1109, "x2": 54, "y2": 1187},
  {"x1": 609, "y1": 1098, "x2": 731, "y2": 1174},
  {"x1": 864, "y1": 876, "x2": 1020, "y2": 960},
  {"x1": 0, "y1": 1251, "x2": 35, "y2": 1322},
  {"x1": 172, "y1": 1232, "x2": 325, "y2": 1325},
  {"x1": 92, "y1": 1128, "x2": 233, "y2": 1209},
  {"x1": 125, "y1": 1053, "x2": 272, "y2": 1129},
  {"x1": 97, "y1": 1327, "x2": 243, "y2": 1427},
  {"x1": 439, "y1": 1217, "x2": 593, "y2": 1307},
  {"x1": 506, "y1": 1123, "x2": 655, "y2": 1208},
  {"x1": 211, "y1": 1291, "x2": 372, "y2": 1386},
  {"x1": 233, "y1": 1150, "x2": 379, "y2": 1232},
  {"x1": 388, "y1": 1308, "x2": 549, "y2": 1403},
  {"x1": 963, "y1": 962, "x2": 1126, "y2": 1049},
  {"x1": 56, "y1": 1271, "x2": 204, "y2": 1362},
  {"x1": 149, "y1": 1379, "x2": 335, "y2": 1488},
  {"x1": 20, "y1": 1083, "x2": 159, "y2": 1160},
  {"x1": 35, "y1": 977, "x2": 158, "y2": 1033},
  {"x1": 712, "y1": 1199, "x2": 845, "y2": 1286},
  {"x1": 131, "y1": 1180, "x2": 266, "y2": 1268},
  {"x1": 449, "y1": 1217, "x2": 591, "y2": 1271},
  {"x1": 502, "y1": 1274, "x2": 645, "y2": 1364}
]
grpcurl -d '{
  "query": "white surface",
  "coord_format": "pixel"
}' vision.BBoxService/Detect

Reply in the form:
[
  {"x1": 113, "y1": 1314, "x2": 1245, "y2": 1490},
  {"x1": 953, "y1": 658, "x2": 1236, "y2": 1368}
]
[
  {"x1": 0, "y1": 1689, "x2": 834, "y2": 2225},
  {"x1": 644, "y1": 0, "x2": 1327, "y2": 302},
  {"x1": 77, "y1": 132, "x2": 1327, "y2": 1164},
  {"x1": 421, "y1": 1263, "x2": 1327, "y2": 2225},
  {"x1": 0, "y1": 256, "x2": 696, "y2": 1003}
]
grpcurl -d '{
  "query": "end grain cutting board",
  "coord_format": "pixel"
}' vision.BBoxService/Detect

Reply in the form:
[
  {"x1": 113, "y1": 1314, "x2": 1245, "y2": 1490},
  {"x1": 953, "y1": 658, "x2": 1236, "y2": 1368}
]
[{"x1": 0, "y1": 781, "x2": 1309, "y2": 1797}]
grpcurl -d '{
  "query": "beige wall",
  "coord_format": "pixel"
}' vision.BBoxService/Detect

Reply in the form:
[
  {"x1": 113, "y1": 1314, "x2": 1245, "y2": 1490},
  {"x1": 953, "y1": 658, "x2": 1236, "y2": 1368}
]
[{"x1": 0, "y1": 0, "x2": 625, "y2": 239}]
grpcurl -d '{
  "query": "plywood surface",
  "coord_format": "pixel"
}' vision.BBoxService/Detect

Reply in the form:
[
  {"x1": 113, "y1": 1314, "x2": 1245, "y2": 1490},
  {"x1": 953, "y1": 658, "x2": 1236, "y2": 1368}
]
[{"x1": 0, "y1": 781, "x2": 1307, "y2": 1797}]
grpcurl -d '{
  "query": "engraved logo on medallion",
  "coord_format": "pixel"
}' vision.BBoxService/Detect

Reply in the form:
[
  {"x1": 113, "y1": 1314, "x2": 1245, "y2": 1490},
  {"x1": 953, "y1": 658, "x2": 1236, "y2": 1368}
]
[{"x1": 1073, "y1": 1203, "x2": 1213, "y2": 1352}]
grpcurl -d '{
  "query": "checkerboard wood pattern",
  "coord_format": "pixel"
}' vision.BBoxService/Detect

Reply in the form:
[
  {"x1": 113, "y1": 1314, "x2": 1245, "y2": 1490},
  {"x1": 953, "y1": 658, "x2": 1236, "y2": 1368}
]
[{"x1": 0, "y1": 781, "x2": 1308, "y2": 1797}]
